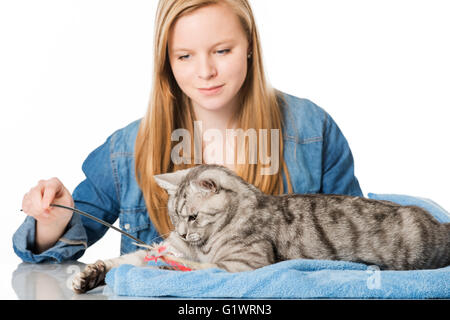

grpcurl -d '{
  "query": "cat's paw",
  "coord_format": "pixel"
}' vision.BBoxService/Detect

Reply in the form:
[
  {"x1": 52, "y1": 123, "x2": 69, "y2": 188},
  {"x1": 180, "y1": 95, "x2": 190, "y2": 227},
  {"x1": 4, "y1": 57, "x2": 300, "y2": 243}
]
[{"x1": 72, "y1": 260, "x2": 107, "y2": 294}]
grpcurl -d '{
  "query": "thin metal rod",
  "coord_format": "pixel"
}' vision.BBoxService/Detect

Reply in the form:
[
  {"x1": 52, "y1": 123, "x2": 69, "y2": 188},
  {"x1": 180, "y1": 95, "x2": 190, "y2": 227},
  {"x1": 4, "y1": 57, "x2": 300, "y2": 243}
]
[{"x1": 49, "y1": 203, "x2": 147, "y2": 245}]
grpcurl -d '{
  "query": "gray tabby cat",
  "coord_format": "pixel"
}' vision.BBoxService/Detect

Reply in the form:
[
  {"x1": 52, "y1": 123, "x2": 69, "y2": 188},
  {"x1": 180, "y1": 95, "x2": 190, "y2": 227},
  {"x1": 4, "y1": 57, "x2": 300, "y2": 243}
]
[{"x1": 73, "y1": 164, "x2": 450, "y2": 293}]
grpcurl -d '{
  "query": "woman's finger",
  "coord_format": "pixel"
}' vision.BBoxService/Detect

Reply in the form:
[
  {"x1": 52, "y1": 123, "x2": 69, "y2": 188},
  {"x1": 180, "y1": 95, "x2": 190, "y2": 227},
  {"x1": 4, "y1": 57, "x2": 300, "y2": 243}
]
[
  {"x1": 42, "y1": 188, "x2": 56, "y2": 210},
  {"x1": 29, "y1": 183, "x2": 46, "y2": 216}
]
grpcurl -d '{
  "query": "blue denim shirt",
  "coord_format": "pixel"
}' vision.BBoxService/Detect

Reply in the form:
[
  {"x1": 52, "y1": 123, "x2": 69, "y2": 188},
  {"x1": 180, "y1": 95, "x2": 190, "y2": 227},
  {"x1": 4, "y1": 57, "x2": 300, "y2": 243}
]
[{"x1": 13, "y1": 92, "x2": 362, "y2": 263}]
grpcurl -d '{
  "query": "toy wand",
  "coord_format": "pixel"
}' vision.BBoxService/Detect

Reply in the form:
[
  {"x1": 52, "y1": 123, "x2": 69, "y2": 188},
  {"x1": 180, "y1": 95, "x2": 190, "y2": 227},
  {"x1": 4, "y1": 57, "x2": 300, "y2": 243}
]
[{"x1": 20, "y1": 204, "x2": 147, "y2": 246}]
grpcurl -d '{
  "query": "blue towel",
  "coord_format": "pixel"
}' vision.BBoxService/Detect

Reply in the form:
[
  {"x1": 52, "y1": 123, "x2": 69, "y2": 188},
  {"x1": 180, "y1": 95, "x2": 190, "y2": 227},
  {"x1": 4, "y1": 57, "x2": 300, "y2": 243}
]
[
  {"x1": 105, "y1": 194, "x2": 450, "y2": 298},
  {"x1": 105, "y1": 259, "x2": 450, "y2": 298}
]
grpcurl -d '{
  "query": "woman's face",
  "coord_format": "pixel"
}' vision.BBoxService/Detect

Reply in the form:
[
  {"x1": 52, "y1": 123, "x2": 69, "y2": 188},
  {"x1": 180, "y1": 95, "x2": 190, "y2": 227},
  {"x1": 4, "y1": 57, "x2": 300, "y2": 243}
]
[{"x1": 168, "y1": 3, "x2": 250, "y2": 115}]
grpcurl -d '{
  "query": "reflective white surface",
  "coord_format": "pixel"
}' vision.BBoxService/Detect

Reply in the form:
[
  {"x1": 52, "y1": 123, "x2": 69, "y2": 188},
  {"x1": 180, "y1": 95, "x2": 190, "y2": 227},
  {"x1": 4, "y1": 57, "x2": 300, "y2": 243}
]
[
  {"x1": 11, "y1": 262, "x2": 107, "y2": 300},
  {"x1": 10, "y1": 261, "x2": 154, "y2": 300}
]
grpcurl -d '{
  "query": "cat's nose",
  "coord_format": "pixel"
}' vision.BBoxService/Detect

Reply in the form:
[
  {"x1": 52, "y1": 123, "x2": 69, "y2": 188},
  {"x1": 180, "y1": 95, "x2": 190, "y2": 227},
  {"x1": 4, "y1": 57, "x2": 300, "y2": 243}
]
[{"x1": 177, "y1": 223, "x2": 188, "y2": 239}]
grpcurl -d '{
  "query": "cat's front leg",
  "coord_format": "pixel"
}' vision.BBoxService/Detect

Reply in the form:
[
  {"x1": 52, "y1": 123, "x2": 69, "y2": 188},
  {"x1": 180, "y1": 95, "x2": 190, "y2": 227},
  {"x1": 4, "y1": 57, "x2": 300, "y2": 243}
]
[
  {"x1": 160, "y1": 255, "x2": 219, "y2": 271},
  {"x1": 164, "y1": 255, "x2": 256, "y2": 272},
  {"x1": 159, "y1": 233, "x2": 219, "y2": 271},
  {"x1": 72, "y1": 249, "x2": 148, "y2": 294}
]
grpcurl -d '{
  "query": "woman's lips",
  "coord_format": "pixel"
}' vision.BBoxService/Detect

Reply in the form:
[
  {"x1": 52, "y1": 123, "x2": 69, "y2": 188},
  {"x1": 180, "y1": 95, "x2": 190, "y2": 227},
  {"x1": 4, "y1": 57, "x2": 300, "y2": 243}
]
[{"x1": 198, "y1": 84, "x2": 224, "y2": 96}]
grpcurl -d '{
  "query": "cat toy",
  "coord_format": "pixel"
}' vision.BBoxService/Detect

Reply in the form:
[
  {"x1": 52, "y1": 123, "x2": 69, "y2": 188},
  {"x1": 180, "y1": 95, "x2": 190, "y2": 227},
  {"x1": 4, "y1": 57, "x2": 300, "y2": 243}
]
[
  {"x1": 134, "y1": 243, "x2": 192, "y2": 271},
  {"x1": 21, "y1": 204, "x2": 192, "y2": 271}
]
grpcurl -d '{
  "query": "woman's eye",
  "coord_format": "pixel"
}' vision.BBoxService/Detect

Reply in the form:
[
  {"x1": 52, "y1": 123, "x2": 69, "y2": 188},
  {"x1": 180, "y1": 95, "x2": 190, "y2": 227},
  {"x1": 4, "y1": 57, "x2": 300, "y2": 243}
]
[
  {"x1": 178, "y1": 54, "x2": 190, "y2": 61},
  {"x1": 178, "y1": 49, "x2": 230, "y2": 61},
  {"x1": 217, "y1": 49, "x2": 230, "y2": 55}
]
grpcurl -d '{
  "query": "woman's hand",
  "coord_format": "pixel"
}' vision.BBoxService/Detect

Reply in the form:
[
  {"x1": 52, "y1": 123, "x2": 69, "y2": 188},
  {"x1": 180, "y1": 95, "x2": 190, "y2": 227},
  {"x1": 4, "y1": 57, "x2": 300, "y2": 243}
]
[{"x1": 22, "y1": 178, "x2": 74, "y2": 253}]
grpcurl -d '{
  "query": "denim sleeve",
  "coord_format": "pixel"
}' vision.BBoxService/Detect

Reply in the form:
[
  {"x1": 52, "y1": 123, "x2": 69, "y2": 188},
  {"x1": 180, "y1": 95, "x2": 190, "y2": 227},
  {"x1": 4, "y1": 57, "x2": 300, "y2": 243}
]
[
  {"x1": 321, "y1": 113, "x2": 363, "y2": 196},
  {"x1": 12, "y1": 211, "x2": 88, "y2": 263},
  {"x1": 12, "y1": 136, "x2": 120, "y2": 263}
]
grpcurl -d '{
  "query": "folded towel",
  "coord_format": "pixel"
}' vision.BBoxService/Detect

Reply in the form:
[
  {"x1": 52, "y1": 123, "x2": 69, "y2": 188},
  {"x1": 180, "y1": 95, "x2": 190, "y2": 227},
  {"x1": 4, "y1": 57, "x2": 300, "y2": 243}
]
[
  {"x1": 105, "y1": 259, "x2": 450, "y2": 298},
  {"x1": 105, "y1": 194, "x2": 450, "y2": 298}
]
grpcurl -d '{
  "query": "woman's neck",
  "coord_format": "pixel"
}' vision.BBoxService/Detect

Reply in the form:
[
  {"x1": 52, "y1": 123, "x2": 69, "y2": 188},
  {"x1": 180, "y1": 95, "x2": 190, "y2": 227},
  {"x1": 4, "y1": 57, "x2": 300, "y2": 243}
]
[
  {"x1": 191, "y1": 97, "x2": 240, "y2": 171},
  {"x1": 192, "y1": 99, "x2": 239, "y2": 132}
]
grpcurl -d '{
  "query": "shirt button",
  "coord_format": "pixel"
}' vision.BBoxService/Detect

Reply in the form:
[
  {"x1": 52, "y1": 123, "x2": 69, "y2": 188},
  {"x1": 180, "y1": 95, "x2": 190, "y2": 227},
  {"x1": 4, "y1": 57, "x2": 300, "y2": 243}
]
[{"x1": 124, "y1": 223, "x2": 131, "y2": 230}]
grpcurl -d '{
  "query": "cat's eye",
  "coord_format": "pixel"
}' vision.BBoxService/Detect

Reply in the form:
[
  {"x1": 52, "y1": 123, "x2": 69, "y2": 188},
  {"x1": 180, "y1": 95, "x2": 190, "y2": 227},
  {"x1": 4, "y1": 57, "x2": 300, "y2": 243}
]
[{"x1": 188, "y1": 214, "x2": 198, "y2": 222}]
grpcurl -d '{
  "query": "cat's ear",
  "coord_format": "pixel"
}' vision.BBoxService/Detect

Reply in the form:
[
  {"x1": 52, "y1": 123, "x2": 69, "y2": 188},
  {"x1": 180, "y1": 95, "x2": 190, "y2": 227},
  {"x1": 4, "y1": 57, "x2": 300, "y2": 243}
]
[
  {"x1": 153, "y1": 168, "x2": 192, "y2": 195},
  {"x1": 191, "y1": 178, "x2": 219, "y2": 194}
]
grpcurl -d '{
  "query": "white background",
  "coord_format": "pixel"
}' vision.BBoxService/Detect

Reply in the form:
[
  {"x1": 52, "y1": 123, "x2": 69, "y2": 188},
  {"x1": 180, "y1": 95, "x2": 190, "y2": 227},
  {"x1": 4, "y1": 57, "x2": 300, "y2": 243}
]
[{"x1": 0, "y1": 0, "x2": 449, "y2": 299}]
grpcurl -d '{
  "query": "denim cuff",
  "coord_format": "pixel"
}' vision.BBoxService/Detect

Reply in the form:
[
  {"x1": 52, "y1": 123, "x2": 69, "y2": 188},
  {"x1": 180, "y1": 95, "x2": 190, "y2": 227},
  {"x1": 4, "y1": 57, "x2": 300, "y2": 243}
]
[{"x1": 12, "y1": 213, "x2": 88, "y2": 263}]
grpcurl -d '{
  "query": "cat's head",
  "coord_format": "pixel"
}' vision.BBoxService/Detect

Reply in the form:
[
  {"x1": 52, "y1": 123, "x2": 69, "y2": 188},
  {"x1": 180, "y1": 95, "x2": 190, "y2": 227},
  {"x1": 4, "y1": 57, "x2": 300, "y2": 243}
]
[{"x1": 153, "y1": 164, "x2": 255, "y2": 246}]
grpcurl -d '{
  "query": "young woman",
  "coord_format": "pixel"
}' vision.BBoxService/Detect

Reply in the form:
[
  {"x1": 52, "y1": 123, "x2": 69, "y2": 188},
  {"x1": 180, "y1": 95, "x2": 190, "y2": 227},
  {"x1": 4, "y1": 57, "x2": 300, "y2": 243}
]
[{"x1": 14, "y1": 0, "x2": 362, "y2": 263}]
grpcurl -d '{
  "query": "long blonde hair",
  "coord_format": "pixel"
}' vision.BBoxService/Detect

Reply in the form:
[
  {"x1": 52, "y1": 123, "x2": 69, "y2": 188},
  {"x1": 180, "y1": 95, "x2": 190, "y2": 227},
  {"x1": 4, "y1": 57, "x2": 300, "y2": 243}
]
[{"x1": 135, "y1": 0, "x2": 293, "y2": 237}]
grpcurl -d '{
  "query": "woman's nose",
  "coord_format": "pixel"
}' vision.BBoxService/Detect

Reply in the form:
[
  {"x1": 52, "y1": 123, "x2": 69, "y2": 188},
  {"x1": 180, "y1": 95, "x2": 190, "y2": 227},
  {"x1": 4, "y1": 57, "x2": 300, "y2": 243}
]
[{"x1": 197, "y1": 55, "x2": 217, "y2": 80}]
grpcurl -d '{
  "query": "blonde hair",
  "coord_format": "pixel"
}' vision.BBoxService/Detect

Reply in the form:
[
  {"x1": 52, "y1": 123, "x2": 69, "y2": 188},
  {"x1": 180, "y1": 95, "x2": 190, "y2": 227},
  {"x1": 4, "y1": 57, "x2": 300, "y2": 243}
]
[{"x1": 135, "y1": 0, "x2": 293, "y2": 237}]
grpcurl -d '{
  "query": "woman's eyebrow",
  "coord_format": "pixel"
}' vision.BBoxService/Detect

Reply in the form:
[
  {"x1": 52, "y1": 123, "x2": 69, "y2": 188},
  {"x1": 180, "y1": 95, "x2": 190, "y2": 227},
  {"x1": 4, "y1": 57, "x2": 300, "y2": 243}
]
[{"x1": 172, "y1": 39, "x2": 235, "y2": 53}]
